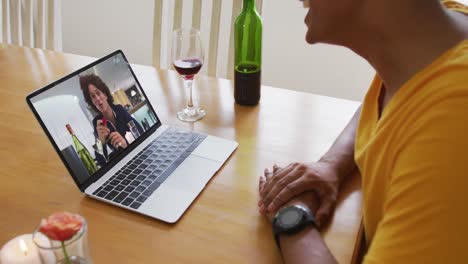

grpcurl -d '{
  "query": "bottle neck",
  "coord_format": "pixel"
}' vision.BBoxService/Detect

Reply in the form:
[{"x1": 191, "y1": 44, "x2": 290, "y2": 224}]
[
  {"x1": 66, "y1": 124, "x2": 74, "y2": 135},
  {"x1": 242, "y1": 0, "x2": 256, "y2": 11}
]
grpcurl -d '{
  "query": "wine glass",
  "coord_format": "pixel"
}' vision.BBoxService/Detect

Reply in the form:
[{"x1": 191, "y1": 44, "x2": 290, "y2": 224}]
[
  {"x1": 172, "y1": 28, "x2": 206, "y2": 122},
  {"x1": 93, "y1": 138, "x2": 107, "y2": 163}
]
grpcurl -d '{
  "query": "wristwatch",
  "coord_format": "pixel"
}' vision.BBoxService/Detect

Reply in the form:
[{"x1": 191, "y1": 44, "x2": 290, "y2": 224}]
[{"x1": 272, "y1": 204, "x2": 316, "y2": 248}]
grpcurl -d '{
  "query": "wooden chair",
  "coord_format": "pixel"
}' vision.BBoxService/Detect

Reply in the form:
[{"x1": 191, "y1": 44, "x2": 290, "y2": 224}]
[
  {"x1": 152, "y1": 0, "x2": 263, "y2": 79},
  {"x1": 1, "y1": 0, "x2": 61, "y2": 50}
]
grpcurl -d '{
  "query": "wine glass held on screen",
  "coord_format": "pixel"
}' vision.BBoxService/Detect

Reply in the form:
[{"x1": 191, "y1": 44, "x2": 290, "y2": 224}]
[
  {"x1": 127, "y1": 120, "x2": 141, "y2": 139},
  {"x1": 93, "y1": 137, "x2": 107, "y2": 163},
  {"x1": 172, "y1": 28, "x2": 206, "y2": 122}
]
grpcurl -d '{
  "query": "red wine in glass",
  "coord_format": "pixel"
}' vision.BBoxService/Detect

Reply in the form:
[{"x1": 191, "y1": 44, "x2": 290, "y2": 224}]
[
  {"x1": 172, "y1": 28, "x2": 205, "y2": 122},
  {"x1": 173, "y1": 59, "x2": 203, "y2": 80}
]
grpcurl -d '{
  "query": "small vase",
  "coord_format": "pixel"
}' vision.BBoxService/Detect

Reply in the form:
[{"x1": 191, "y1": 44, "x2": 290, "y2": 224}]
[{"x1": 32, "y1": 218, "x2": 93, "y2": 264}]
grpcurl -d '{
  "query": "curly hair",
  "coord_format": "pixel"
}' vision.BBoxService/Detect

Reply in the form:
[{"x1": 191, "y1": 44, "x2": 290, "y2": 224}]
[{"x1": 79, "y1": 74, "x2": 114, "y2": 113}]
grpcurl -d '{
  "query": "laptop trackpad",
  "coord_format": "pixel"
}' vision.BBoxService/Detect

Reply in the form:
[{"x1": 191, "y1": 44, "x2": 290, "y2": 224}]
[
  {"x1": 139, "y1": 187, "x2": 197, "y2": 223},
  {"x1": 164, "y1": 155, "x2": 221, "y2": 192},
  {"x1": 191, "y1": 135, "x2": 238, "y2": 162},
  {"x1": 139, "y1": 155, "x2": 221, "y2": 223}
]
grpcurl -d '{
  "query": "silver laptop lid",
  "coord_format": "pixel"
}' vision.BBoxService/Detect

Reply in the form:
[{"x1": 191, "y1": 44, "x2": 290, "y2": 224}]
[{"x1": 26, "y1": 50, "x2": 162, "y2": 191}]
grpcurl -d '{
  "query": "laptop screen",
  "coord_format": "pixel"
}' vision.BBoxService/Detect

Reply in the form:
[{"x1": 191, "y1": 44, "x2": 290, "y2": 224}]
[{"x1": 28, "y1": 51, "x2": 160, "y2": 186}]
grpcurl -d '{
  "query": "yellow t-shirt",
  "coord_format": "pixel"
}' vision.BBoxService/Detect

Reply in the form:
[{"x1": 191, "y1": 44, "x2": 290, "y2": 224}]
[{"x1": 355, "y1": 3, "x2": 468, "y2": 263}]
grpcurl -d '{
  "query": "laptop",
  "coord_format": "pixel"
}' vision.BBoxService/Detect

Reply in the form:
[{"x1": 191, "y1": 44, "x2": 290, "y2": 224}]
[{"x1": 26, "y1": 50, "x2": 238, "y2": 223}]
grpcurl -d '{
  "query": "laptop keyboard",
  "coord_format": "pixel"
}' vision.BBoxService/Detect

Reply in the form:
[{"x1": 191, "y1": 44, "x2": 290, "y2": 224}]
[{"x1": 92, "y1": 127, "x2": 206, "y2": 209}]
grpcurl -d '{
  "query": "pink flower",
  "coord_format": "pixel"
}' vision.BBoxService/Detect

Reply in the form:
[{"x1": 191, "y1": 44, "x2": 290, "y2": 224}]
[{"x1": 39, "y1": 212, "x2": 84, "y2": 241}]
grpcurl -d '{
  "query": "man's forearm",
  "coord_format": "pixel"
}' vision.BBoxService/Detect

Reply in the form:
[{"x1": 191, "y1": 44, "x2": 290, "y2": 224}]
[
  {"x1": 319, "y1": 106, "x2": 361, "y2": 182},
  {"x1": 276, "y1": 199, "x2": 337, "y2": 264},
  {"x1": 280, "y1": 226, "x2": 337, "y2": 264}
]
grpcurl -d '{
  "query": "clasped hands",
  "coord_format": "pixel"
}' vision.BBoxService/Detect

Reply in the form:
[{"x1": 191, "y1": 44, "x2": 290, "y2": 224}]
[{"x1": 258, "y1": 162, "x2": 341, "y2": 228}]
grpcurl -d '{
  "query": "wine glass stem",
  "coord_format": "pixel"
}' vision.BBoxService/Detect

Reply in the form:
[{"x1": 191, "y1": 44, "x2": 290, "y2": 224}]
[{"x1": 185, "y1": 79, "x2": 194, "y2": 108}]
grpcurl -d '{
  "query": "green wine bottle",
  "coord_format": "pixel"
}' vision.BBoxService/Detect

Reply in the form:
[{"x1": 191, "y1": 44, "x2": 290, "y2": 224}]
[
  {"x1": 66, "y1": 124, "x2": 98, "y2": 175},
  {"x1": 234, "y1": 0, "x2": 262, "y2": 105}
]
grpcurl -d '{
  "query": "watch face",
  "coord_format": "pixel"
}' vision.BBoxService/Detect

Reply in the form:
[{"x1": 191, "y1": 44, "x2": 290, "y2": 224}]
[{"x1": 278, "y1": 208, "x2": 302, "y2": 228}]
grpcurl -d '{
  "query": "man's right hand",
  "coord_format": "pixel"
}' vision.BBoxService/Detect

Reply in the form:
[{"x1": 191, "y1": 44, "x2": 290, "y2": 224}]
[
  {"x1": 260, "y1": 162, "x2": 341, "y2": 227},
  {"x1": 96, "y1": 120, "x2": 110, "y2": 144}
]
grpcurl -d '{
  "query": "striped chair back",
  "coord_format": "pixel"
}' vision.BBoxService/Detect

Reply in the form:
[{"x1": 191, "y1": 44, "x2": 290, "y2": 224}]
[
  {"x1": 153, "y1": 0, "x2": 263, "y2": 79},
  {"x1": 1, "y1": 0, "x2": 61, "y2": 50}
]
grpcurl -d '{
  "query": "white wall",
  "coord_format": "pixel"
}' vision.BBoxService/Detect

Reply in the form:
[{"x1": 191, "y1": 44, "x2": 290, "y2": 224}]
[
  {"x1": 62, "y1": 0, "x2": 375, "y2": 101},
  {"x1": 262, "y1": 1, "x2": 374, "y2": 101},
  {"x1": 32, "y1": 95, "x2": 96, "y2": 154},
  {"x1": 62, "y1": 0, "x2": 154, "y2": 65}
]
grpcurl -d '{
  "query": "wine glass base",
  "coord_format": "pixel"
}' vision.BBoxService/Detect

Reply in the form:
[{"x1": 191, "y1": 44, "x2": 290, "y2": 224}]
[{"x1": 177, "y1": 107, "x2": 206, "y2": 122}]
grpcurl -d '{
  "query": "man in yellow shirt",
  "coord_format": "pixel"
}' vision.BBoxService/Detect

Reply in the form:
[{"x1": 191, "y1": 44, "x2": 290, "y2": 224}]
[{"x1": 259, "y1": 0, "x2": 468, "y2": 263}]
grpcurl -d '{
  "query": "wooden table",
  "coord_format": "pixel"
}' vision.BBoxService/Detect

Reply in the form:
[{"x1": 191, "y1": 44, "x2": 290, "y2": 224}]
[{"x1": 0, "y1": 45, "x2": 362, "y2": 263}]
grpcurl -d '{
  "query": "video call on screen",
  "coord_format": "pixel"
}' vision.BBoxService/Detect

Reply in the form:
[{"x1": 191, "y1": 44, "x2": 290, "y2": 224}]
[{"x1": 31, "y1": 54, "x2": 158, "y2": 184}]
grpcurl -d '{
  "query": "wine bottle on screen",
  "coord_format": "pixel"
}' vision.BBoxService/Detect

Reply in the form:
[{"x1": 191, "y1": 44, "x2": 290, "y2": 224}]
[
  {"x1": 234, "y1": 0, "x2": 262, "y2": 105},
  {"x1": 66, "y1": 124, "x2": 98, "y2": 175}
]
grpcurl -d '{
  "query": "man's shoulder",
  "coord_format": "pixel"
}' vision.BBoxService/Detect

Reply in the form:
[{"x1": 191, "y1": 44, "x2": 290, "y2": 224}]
[
  {"x1": 112, "y1": 104, "x2": 126, "y2": 113},
  {"x1": 412, "y1": 41, "x2": 468, "y2": 100}
]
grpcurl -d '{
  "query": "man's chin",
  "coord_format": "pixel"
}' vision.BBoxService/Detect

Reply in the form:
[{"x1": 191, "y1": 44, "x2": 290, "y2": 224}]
[
  {"x1": 305, "y1": 27, "x2": 329, "y2": 45},
  {"x1": 305, "y1": 33, "x2": 319, "y2": 45}
]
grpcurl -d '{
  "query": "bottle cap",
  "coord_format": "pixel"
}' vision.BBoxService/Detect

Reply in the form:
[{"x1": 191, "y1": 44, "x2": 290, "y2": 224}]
[{"x1": 66, "y1": 124, "x2": 73, "y2": 135}]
